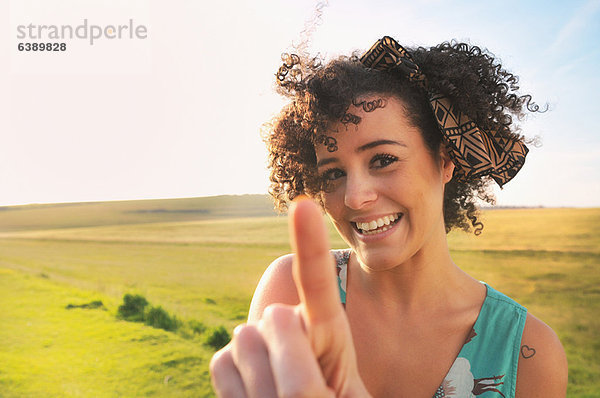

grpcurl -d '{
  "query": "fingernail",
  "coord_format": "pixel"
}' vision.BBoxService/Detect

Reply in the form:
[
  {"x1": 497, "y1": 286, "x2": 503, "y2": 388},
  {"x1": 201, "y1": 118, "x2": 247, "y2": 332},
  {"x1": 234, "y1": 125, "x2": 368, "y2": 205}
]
[{"x1": 233, "y1": 324, "x2": 245, "y2": 336}]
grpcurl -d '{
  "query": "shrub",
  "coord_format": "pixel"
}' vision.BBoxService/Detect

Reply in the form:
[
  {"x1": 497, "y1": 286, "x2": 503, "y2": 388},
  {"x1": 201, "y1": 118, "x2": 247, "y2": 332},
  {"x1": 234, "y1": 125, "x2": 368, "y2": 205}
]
[
  {"x1": 66, "y1": 300, "x2": 105, "y2": 310},
  {"x1": 189, "y1": 320, "x2": 206, "y2": 335},
  {"x1": 145, "y1": 306, "x2": 179, "y2": 332},
  {"x1": 205, "y1": 326, "x2": 230, "y2": 350},
  {"x1": 118, "y1": 294, "x2": 148, "y2": 322}
]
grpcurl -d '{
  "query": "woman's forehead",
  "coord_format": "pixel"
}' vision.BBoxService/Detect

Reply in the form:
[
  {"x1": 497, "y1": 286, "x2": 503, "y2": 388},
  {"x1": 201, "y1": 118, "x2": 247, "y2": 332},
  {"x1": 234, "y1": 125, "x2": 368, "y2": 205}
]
[
  {"x1": 316, "y1": 97, "x2": 421, "y2": 155},
  {"x1": 341, "y1": 95, "x2": 410, "y2": 129}
]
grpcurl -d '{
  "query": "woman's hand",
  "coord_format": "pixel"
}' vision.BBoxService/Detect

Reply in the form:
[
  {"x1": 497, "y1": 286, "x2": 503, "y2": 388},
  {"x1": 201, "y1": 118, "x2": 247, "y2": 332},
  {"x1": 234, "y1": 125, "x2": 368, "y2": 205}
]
[{"x1": 210, "y1": 197, "x2": 371, "y2": 397}]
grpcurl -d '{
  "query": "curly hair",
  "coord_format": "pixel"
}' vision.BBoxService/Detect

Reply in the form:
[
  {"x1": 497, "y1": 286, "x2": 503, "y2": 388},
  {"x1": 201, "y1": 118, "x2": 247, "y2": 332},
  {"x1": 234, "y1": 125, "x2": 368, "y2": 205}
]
[{"x1": 264, "y1": 40, "x2": 540, "y2": 234}]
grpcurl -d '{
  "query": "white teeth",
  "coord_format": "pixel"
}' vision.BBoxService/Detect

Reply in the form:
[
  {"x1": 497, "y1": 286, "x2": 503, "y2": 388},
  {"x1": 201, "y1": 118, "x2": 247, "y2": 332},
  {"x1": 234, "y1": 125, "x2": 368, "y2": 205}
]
[
  {"x1": 354, "y1": 213, "x2": 401, "y2": 233},
  {"x1": 362, "y1": 224, "x2": 392, "y2": 235}
]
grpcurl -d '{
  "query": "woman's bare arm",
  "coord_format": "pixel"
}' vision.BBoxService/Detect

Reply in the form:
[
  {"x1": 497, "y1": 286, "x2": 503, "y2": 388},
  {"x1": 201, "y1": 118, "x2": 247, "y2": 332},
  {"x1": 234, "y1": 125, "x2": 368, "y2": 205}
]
[{"x1": 515, "y1": 313, "x2": 568, "y2": 397}]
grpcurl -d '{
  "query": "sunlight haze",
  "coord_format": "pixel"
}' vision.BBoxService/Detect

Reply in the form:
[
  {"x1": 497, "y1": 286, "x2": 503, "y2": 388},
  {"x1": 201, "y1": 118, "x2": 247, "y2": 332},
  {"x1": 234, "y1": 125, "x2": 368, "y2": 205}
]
[{"x1": 2, "y1": 0, "x2": 599, "y2": 207}]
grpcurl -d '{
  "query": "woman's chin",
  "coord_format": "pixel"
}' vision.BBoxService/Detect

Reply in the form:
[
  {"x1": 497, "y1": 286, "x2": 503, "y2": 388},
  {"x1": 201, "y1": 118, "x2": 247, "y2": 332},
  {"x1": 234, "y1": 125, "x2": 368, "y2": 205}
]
[{"x1": 351, "y1": 245, "x2": 411, "y2": 272}]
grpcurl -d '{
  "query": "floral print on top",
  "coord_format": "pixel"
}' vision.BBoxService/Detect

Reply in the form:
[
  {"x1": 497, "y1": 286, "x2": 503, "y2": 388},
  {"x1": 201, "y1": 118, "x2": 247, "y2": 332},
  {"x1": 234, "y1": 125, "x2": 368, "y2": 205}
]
[{"x1": 332, "y1": 249, "x2": 527, "y2": 398}]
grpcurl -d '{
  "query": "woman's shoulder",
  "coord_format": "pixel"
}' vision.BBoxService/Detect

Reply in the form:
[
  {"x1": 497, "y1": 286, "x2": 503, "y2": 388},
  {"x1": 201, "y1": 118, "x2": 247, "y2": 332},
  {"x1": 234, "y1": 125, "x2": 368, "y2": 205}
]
[
  {"x1": 247, "y1": 254, "x2": 299, "y2": 323},
  {"x1": 247, "y1": 250, "x2": 350, "y2": 323},
  {"x1": 515, "y1": 312, "x2": 568, "y2": 397},
  {"x1": 479, "y1": 285, "x2": 567, "y2": 396}
]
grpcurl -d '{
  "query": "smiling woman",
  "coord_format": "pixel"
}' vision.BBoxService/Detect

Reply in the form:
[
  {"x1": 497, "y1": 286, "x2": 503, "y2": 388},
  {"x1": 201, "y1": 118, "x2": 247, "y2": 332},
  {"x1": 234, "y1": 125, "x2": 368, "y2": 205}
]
[
  {"x1": 210, "y1": 36, "x2": 568, "y2": 398},
  {"x1": 265, "y1": 40, "x2": 527, "y2": 236},
  {"x1": 314, "y1": 96, "x2": 455, "y2": 271}
]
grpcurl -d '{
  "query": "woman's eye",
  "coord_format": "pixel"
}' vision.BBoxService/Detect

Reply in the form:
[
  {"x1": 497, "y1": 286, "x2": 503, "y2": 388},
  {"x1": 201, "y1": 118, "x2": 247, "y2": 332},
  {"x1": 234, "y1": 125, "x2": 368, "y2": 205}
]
[
  {"x1": 322, "y1": 168, "x2": 345, "y2": 181},
  {"x1": 371, "y1": 154, "x2": 398, "y2": 169}
]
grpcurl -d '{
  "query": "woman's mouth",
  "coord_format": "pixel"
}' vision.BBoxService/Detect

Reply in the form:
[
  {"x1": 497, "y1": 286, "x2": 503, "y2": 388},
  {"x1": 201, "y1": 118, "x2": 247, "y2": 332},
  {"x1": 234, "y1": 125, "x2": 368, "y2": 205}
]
[{"x1": 351, "y1": 213, "x2": 403, "y2": 236}]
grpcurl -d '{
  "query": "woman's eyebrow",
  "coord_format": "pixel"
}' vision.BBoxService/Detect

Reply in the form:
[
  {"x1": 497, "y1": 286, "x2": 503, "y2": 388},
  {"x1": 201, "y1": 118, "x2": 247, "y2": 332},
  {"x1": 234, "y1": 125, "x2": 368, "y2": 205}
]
[
  {"x1": 317, "y1": 157, "x2": 338, "y2": 168},
  {"x1": 356, "y1": 139, "x2": 407, "y2": 152},
  {"x1": 317, "y1": 140, "x2": 406, "y2": 168}
]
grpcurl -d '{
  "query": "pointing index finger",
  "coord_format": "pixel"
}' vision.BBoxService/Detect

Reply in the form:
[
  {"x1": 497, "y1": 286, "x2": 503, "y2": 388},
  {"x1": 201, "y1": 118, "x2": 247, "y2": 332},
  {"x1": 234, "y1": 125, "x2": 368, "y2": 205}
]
[{"x1": 289, "y1": 197, "x2": 343, "y2": 323}]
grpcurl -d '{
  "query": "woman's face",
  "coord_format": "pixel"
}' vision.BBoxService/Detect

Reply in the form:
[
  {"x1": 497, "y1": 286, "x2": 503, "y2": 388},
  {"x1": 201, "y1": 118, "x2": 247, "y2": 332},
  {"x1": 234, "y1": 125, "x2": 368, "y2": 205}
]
[{"x1": 315, "y1": 96, "x2": 454, "y2": 270}]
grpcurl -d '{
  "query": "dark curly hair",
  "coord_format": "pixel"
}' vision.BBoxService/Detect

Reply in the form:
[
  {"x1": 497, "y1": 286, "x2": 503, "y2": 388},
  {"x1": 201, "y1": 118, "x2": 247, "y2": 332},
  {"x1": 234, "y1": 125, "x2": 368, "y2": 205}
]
[{"x1": 264, "y1": 40, "x2": 540, "y2": 234}]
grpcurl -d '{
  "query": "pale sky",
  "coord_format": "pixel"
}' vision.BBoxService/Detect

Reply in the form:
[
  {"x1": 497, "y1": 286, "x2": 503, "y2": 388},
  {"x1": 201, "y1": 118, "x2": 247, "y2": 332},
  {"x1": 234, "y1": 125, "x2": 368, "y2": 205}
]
[{"x1": 1, "y1": 0, "x2": 599, "y2": 207}]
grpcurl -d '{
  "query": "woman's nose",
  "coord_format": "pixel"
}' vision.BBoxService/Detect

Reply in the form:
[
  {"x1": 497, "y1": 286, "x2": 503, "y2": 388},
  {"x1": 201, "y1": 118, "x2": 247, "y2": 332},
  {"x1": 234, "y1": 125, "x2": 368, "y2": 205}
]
[{"x1": 344, "y1": 174, "x2": 377, "y2": 210}]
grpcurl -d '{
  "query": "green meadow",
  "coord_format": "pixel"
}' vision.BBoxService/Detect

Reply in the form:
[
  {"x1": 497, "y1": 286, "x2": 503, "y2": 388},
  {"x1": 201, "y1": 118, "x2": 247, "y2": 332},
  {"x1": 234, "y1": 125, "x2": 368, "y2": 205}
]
[{"x1": 0, "y1": 195, "x2": 598, "y2": 397}]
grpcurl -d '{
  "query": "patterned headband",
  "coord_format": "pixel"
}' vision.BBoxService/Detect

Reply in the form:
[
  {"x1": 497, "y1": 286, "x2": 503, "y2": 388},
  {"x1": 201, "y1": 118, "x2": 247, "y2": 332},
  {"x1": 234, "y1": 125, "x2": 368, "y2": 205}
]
[{"x1": 359, "y1": 36, "x2": 528, "y2": 187}]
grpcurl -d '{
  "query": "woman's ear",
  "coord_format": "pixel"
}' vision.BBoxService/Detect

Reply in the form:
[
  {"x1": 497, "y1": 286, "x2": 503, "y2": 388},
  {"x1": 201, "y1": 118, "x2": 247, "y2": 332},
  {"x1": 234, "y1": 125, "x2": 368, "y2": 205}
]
[{"x1": 439, "y1": 144, "x2": 455, "y2": 184}]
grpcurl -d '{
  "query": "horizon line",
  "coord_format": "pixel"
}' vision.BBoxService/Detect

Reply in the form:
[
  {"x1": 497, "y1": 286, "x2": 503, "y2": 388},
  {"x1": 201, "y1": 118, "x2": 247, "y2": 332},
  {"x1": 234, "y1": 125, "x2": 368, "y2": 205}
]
[
  {"x1": 1, "y1": 195, "x2": 598, "y2": 210},
  {"x1": 0, "y1": 192, "x2": 270, "y2": 208}
]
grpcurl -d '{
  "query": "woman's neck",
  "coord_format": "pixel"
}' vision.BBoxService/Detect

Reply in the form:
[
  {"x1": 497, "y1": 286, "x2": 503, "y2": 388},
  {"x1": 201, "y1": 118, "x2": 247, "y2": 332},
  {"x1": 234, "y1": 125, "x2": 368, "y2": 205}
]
[{"x1": 349, "y1": 224, "x2": 474, "y2": 316}]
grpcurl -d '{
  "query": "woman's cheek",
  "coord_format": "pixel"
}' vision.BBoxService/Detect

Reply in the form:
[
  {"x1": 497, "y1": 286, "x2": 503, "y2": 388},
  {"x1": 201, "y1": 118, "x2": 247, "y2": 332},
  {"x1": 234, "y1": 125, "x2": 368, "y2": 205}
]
[{"x1": 322, "y1": 185, "x2": 344, "y2": 212}]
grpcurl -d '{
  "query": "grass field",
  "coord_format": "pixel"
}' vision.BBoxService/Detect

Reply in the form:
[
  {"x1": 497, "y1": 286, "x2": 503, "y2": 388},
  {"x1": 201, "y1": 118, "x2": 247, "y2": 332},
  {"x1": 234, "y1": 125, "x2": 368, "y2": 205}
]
[{"x1": 0, "y1": 196, "x2": 598, "y2": 397}]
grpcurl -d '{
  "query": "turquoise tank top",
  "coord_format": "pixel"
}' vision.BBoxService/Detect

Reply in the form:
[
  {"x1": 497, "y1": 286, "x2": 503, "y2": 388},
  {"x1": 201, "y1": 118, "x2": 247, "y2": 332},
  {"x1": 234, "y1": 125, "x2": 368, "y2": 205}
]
[{"x1": 333, "y1": 249, "x2": 527, "y2": 398}]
